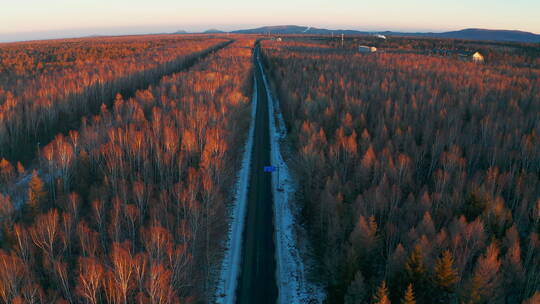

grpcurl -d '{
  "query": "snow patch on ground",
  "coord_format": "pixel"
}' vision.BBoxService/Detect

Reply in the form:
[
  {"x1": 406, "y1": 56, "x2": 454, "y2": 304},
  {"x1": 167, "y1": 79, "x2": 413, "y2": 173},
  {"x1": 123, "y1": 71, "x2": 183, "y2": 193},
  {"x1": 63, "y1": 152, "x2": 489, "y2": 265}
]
[
  {"x1": 258, "y1": 54, "x2": 326, "y2": 304},
  {"x1": 215, "y1": 77, "x2": 257, "y2": 304}
]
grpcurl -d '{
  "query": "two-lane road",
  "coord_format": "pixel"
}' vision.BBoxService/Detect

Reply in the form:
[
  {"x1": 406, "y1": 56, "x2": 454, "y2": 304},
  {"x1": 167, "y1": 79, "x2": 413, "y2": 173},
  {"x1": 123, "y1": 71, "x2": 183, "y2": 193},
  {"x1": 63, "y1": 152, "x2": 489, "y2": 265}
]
[{"x1": 236, "y1": 46, "x2": 278, "y2": 304}]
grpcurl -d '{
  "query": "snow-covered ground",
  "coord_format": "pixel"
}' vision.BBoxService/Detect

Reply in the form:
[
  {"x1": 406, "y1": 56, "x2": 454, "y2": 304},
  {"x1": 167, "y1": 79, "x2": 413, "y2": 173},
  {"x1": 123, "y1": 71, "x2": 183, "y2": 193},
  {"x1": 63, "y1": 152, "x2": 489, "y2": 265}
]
[
  {"x1": 258, "y1": 54, "x2": 326, "y2": 304},
  {"x1": 215, "y1": 50, "x2": 325, "y2": 304},
  {"x1": 215, "y1": 77, "x2": 257, "y2": 304}
]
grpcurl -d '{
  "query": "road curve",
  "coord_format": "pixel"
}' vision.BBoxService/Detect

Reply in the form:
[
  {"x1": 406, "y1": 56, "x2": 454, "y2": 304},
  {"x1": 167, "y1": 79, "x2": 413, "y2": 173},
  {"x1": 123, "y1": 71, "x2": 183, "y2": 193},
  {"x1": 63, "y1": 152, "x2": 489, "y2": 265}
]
[{"x1": 235, "y1": 46, "x2": 278, "y2": 304}]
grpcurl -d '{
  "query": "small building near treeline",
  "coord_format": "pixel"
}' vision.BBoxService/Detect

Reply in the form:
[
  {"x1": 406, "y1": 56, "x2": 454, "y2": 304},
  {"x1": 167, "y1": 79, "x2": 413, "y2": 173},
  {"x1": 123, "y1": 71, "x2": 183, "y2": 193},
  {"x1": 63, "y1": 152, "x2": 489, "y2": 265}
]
[
  {"x1": 432, "y1": 49, "x2": 485, "y2": 63},
  {"x1": 472, "y1": 51, "x2": 484, "y2": 63},
  {"x1": 359, "y1": 45, "x2": 377, "y2": 53}
]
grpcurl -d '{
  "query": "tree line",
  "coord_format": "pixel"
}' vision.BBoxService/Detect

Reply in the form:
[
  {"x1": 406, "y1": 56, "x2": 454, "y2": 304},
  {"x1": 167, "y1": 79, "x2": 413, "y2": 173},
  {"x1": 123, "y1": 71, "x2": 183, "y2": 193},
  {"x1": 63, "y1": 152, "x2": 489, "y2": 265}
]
[
  {"x1": 0, "y1": 36, "x2": 229, "y2": 164},
  {"x1": 261, "y1": 39, "x2": 540, "y2": 304},
  {"x1": 0, "y1": 38, "x2": 255, "y2": 303}
]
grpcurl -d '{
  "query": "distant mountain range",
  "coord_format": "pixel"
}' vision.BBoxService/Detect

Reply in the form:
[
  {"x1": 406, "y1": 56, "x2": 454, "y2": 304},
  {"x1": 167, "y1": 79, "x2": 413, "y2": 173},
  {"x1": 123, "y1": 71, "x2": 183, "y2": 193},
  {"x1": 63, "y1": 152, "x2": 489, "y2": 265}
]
[
  {"x1": 173, "y1": 29, "x2": 226, "y2": 35},
  {"x1": 203, "y1": 28, "x2": 226, "y2": 34},
  {"x1": 176, "y1": 25, "x2": 540, "y2": 43},
  {"x1": 233, "y1": 26, "x2": 540, "y2": 43},
  {"x1": 424, "y1": 28, "x2": 540, "y2": 43},
  {"x1": 232, "y1": 25, "x2": 362, "y2": 35}
]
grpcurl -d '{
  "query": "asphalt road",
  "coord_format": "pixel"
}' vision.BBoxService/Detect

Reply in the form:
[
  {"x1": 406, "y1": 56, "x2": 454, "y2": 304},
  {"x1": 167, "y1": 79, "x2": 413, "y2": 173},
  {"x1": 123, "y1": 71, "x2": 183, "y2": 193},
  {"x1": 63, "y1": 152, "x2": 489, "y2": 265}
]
[{"x1": 236, "y1": 47, "x2": 278, "y2": 304}]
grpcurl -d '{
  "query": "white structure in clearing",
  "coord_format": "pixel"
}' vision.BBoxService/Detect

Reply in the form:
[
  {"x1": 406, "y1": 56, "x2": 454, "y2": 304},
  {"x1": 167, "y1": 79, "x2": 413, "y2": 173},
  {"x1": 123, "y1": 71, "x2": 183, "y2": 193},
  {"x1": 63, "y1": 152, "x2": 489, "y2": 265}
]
[
  {"x1": 472, "y1": 51, "x2": 484, "y2": 63},
  {"x1": 359, "y1": 45, "x2": 377, "y2": 53}
]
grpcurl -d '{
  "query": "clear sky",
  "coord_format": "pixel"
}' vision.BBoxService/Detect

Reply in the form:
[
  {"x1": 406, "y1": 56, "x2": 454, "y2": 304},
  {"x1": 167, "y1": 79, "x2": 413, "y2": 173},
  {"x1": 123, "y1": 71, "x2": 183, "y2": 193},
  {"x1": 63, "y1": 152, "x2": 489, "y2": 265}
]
[{"x1": 0, "y1": 0, "x2": 539, "y2": 42}]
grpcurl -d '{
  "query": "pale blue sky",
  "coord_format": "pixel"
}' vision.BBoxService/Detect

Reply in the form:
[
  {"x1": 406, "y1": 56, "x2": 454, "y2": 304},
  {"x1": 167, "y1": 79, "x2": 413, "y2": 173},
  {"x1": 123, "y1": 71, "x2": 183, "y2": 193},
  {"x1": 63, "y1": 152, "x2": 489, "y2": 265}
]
[{"x1": 0, "y1": 0, "x2": 538, "y2": 42}]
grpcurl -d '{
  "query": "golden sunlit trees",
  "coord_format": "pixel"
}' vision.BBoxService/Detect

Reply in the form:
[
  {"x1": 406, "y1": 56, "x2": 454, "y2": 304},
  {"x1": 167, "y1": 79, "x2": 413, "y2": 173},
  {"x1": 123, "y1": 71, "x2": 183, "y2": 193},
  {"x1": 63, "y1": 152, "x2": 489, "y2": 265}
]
[
  {"x1": 262, "y1": 37, "x2": 540, "y2": 303},
  {"x1": 0, "y1": 36, "x2": 228, "y2": 166},
  {"x1": 109, "y1": 242, "x2": 135, "y2": 304},
  {"x1": 0, "y1": 250, "x2": 24, "y2": 303},
  {"x1": 432, "y1": 250, "x2": 458, "y2": 302},
  {"x1": 401, "y1": 284, "x2": 416, "y2": 304},
  {"x1": 29, "y1": 209, "x2": 60, "y2": 260},
  {"x1": 373, "y1": 281, "x2": 391, "y2": 304},
  {"x1": 0, "y1": 38, "x2": 254, "y2": 303},
  {"x1": 26, "y1": 170, "x2": 46, "y2": 215},
  {"x1": 466, "y1": 242, "x2": 503, "y2": 304},
  {"x1": 76, "y1": 257, "x2": 104, "y2": 304}
]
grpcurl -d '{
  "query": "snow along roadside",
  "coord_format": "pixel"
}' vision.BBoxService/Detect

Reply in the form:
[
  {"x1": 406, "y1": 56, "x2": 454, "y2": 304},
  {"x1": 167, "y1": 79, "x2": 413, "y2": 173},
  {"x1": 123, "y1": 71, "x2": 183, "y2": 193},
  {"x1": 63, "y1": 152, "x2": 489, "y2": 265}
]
[
  {"x1": 215, "y1": 73, "x2": 257, "y2": 304},
  {"x1": 257, "y1": 53, "x2": 326, "y2": 303}
]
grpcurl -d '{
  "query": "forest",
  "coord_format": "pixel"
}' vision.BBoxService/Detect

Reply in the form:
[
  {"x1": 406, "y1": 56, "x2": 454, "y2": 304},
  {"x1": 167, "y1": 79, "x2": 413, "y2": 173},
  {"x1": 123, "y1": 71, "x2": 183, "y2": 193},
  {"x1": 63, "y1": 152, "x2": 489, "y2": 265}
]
[
  {"x1": 0, "y1": 32, "x2": 539, "y2": 304},
  {"x1": 261, "y1": 38, "x2": 540, "y2": 304},
  {"x1": 0, "y1": 36, "x2": 254, "y2": 303},
  {"x1": 0, "y1": 35, "x2": 229, "y2": 163}
]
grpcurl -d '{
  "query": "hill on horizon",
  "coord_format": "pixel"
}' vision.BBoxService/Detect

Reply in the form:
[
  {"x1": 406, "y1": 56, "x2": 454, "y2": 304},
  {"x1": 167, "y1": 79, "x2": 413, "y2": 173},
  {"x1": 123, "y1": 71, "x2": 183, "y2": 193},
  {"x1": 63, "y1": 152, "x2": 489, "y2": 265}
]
[
  {"x1": 231, "y1": 25, "x2": 540, "y2": 43},
  {"x1": 203, "y1": 28, "x2": 226, "y2": 34},
  {"x1": 429, "y1": 28, "x2": 540, "y2": 43}
]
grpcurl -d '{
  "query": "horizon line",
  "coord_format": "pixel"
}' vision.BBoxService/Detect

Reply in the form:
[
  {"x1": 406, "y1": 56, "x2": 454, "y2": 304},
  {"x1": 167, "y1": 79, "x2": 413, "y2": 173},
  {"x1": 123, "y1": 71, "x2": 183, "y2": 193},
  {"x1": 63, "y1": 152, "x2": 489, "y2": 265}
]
[{"x1": 1, "y1": 24, "x2": 539, "y2": 44}]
